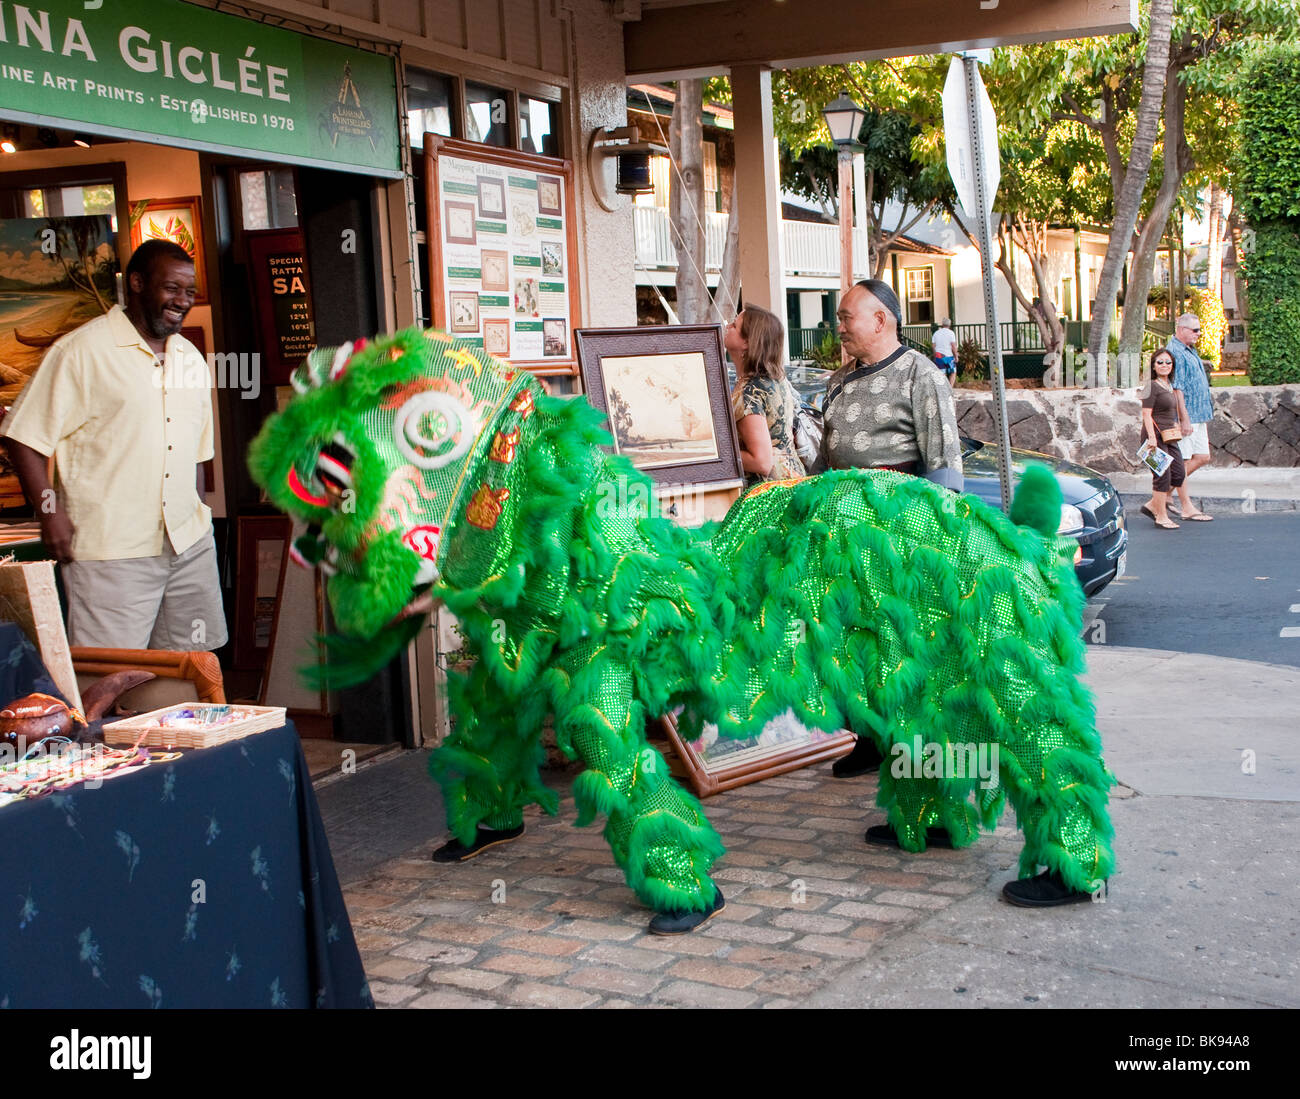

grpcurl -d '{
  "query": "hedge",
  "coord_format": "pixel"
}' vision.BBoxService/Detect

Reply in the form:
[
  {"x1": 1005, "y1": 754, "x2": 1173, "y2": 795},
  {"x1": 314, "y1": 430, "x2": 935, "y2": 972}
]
[
  {"x1": 1239, "y1": 221, "x2": 1300, "y2": 386},
  {"x1": 1237, "y1": 43, "x2": 1300, "y2": 384}
]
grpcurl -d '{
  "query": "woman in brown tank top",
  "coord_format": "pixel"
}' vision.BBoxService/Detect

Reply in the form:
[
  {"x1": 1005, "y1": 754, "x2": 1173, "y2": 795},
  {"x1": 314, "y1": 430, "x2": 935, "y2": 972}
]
[{"x1": 1139, "y1": 349, "x2": 1186, "y2": 529}]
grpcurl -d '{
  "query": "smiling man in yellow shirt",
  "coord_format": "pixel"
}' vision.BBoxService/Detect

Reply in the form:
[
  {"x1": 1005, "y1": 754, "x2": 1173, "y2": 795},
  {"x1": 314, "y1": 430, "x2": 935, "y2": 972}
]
[{"x1": 1, "y1": 239, "x2": 228, "y2": 651}]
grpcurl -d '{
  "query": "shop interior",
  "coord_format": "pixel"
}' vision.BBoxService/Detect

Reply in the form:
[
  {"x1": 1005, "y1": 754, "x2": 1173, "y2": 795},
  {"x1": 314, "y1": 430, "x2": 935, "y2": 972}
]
[{"x1": 0, "y1": 124, "x2": 410, "y2": 760}]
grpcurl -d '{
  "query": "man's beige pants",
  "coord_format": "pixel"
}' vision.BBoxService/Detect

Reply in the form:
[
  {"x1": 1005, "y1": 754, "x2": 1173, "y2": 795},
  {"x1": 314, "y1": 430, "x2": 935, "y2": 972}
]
[{"x1": 62, "y1": 533, "x2": 228, "y2": 651}]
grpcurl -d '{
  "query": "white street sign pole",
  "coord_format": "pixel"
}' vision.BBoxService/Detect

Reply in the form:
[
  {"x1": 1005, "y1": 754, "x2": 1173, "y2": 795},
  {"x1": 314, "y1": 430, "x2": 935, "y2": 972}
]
[{"x1": 949, "y1": 54, "x2": 1013, "y2": 513}]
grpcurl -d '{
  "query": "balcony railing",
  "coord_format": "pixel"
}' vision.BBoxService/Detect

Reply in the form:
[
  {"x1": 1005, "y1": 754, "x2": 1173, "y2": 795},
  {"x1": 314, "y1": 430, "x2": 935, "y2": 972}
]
[
  {"x1": 634, "y1": 206, "x2": 874, "y2": 279},
  {"x1": 790, "y1": 321, "x2": 1107, "y2": 364}
]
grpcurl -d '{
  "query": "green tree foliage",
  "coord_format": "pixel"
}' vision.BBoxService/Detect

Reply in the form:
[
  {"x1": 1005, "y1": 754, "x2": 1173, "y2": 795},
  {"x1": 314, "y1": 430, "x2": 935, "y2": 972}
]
[
  {"x1": 1041, "y1": 0, "x2": 1299, "y2": 359},
  {"x1": 1236, "y1": 42, "x2": 1300, "y2": 221},
  {"x1": 771, "y1": 63, "x2": 955, "y2": 275},
  {"x1": 1237, "y1": 42, "x2": 1300, "y2": 385},
  {"x1": 1239, "y1": 223, "x2": 1300, "y2": 386},
  {"x1": 1187, "y1": 287, "x2": 1228, "y2": 369}
]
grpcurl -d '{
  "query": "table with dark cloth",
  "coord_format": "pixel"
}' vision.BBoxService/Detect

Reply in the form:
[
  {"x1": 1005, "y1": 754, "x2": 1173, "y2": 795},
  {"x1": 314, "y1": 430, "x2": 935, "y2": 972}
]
[{"x1": 0, "y1": 630, "x2": 371, "y2": 1008}]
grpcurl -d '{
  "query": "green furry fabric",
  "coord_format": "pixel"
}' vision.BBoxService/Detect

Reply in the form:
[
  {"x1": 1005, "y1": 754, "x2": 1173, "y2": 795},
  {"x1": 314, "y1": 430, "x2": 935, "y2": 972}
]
[
  {"x1": 1009, "y1": 462, "x2": 1065, "y2": 537},
  {"x1": 248, "y1": 329, "x2": 1115, "y2": 913}
]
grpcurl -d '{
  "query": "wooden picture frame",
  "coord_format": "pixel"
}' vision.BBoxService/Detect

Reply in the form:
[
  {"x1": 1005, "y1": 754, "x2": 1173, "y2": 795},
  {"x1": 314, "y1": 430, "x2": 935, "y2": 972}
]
[
  {"x1": 483, "y1": 318, "x2": 510, "y2": 357},
  {"x1": 449, "y1": 291, "x2": 480, "y2": 333},
  {"x1": 424, "y1": 134, "x2": 581, "y2": 377},
  {"x1": 659, "y1": 710, "x2": 855, "y2": 798},
  {"x1": 480, "y1": 248, "x2": 510, "y2": 292},
  {"x1": 444, "y1": 200, "x2": 478, "y2": 246},
  {"x1": 536, "y1": 174, "x2": 562, "y2": 216},
  {"x1": 541, "y1": 240, "x2": 564, "y2": 277},
  {"x1": 574, "y1": 324, "x2": 744, "y2": 486},
  {"x1": 233, "y1": 515, "x2": 291, "y2": 671},
  {"x1": 130, "y1": 196, "x2": 208, "y2": 304},
  {"x1": 542, "y1": 317, "x2": 567, "y2": 357},
  {"x1": 476, "y1": 176, "x2": 506, "y2": 219}
]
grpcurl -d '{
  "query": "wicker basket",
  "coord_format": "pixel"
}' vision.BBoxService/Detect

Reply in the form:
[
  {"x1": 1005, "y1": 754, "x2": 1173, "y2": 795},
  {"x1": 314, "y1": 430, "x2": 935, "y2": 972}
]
[{"x1": 103, "y1": 704, "x2": 288, "y2": 749}]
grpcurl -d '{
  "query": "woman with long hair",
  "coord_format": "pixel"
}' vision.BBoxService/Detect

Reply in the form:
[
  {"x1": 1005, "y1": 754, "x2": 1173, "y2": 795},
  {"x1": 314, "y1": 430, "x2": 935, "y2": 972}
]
[
  {"x1": 724, "y1": 305, "x2": 804, "y2": 484},
  {"x1": 1139, "y1": 348, "x2": 1186, "y2": 529}
]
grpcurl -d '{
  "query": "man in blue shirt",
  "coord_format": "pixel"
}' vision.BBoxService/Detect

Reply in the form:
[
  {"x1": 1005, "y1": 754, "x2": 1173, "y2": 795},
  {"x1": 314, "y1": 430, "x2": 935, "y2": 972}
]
[{"x1": 1167, "y1": 313, "x2": 1215, "y2": 520}]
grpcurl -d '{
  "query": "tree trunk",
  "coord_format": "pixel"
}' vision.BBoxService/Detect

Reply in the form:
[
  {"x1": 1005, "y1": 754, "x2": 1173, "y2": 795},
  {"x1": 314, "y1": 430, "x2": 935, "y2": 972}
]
[
  {"x1": 1119, "y1": 67, "x2": 1193, "y2": 358},
  {"x1": 1206, "y1": 182, "x2": 1224, "y2": 299},
  {"x1": 713, "y1": 189, "x2": 742, "y2": 323},
  {"x1": 994, "y1": 218, "x2": 1065, "y2": 377},
  {"x1": 1086, "y1": 0, "x2": 1175, "y2": 385},
  {"x1": 669, "y1": 78, "x2": 709, "y2": 324},
  {"x1": 1227, "y1": 205, "x2": 1250, "y2": 324}
]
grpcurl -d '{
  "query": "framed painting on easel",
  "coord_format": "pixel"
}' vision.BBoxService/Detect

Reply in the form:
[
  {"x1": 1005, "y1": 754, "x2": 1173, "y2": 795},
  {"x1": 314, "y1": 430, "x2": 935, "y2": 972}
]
[{"x1": 659, "y1": 710, "x2": 854, "y2": 798}]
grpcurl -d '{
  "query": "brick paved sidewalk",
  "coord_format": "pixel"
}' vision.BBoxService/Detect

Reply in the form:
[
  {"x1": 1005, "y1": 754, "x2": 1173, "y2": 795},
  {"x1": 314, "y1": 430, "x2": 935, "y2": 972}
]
[{"x1": 340, "y1": 759, "x2": 1027, "y2": 1008}]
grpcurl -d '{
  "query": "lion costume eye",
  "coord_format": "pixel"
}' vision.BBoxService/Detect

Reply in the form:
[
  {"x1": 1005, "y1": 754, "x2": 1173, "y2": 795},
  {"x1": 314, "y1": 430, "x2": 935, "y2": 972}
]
[{"x1": 393, "y1": 392, "x2": 477, "y2": 470}]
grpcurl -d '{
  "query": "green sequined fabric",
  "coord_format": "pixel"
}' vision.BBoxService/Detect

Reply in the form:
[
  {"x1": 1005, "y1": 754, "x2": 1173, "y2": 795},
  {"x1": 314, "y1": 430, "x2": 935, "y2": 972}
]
[{"x1": 249, "y1": 330, "x2": 1114, "y2": 914}]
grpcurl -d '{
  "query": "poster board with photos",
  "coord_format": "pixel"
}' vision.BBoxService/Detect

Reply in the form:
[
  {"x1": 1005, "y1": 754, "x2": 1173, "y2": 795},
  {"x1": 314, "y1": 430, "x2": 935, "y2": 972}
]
[
  {"x1": 659, "y1": 710, "x2": 855, "y2": 798},
  {"x1": 574, "y1": 324, "x2": 744, "y2": 487},
  {"x1": 424, "y1": 135, "x2": 580, "y2": 377}
]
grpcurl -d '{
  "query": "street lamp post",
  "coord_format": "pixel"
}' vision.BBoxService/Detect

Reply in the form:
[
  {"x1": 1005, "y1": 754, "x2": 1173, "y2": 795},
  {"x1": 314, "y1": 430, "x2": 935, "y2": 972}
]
[{"x1": 822, "y1": 90, "x2": 867, "y2": 312}]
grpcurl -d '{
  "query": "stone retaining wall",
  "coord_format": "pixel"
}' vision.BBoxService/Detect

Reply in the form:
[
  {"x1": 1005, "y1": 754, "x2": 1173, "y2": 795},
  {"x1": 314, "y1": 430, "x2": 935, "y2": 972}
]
[{"x1": 954, "y1": 385, "x2": 1300, "y2": 474}]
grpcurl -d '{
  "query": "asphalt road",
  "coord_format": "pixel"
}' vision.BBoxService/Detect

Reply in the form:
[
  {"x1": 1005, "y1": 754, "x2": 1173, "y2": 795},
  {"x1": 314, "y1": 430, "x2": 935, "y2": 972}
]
[{"x1": 1085, "y1": 506, "x2": 1300, "y2": 667}]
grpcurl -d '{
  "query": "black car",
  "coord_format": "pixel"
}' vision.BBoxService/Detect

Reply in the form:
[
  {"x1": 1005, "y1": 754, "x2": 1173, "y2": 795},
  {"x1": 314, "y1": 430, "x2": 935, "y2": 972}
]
[
  {"x1": 960, "y1": 437, "x2": 1128, "y2": 597},
  {"x1": 784, "y1": 364, "x2": 1128, "y2": 597}
]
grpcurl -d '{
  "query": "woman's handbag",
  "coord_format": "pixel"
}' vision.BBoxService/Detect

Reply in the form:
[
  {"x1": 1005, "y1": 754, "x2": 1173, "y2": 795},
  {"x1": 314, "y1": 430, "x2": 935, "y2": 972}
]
[
  {"x1": 786, "y1": 380, "x2": 824, "y2": 473},
  {"x1": 793, "y1": 404, "x2": 824, "y2": 472},
  {"x1": 1160, "y1": 426, "x2": 1183, "y2": 443}
]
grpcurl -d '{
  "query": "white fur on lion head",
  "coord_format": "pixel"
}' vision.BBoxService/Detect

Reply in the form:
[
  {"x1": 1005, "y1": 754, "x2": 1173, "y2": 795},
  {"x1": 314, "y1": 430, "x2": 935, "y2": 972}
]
[{"x1": 393, "y1": 391, "x2": 478, "y2": 470}]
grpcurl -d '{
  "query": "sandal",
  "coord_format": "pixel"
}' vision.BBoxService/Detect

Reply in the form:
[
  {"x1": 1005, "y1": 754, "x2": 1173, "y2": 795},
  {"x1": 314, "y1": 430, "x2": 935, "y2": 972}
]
[
  {"x1": 1182, "y1": 511, "x2": 1214, "y2": 521},
  {"x1": 1155, "y1": 518, "x2": 1180, "y2": 529},
  {"x1": 1139, "y1": 505, "x2": 1156, "y2": 521}
]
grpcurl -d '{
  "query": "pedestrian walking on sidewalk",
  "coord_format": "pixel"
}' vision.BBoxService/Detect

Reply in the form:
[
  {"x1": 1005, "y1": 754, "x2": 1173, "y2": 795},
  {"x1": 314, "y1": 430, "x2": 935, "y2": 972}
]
[
  {"x1": 1139, "y1": 349, "x2": 1186, "y2": 529},
  {"x1": 1167, "y1": 314, "x2": 1215, "y2": 520}
]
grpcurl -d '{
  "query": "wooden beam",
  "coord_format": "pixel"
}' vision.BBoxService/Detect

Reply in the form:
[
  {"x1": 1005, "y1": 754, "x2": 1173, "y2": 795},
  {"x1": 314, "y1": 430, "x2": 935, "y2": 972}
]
[{"x1": 626, "y1": 0, "x2": 1138, "y2": 80}]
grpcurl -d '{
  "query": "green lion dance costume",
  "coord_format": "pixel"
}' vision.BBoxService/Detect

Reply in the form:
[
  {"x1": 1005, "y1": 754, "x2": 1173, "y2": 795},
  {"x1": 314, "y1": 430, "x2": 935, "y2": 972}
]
[{"x1": 249, "y1": 329, "x2": 1114, "y2": 932}]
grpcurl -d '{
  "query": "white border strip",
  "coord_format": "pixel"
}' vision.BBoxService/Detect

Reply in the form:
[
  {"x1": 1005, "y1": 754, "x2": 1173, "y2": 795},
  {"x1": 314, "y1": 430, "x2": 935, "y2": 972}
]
[{"x1": 0, "y1": 109, "x2": 403, "y2": 180}]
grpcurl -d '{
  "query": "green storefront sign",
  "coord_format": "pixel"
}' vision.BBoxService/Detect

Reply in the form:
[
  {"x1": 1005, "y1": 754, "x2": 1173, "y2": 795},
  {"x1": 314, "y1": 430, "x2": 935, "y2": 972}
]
[{"x1": 0, "y1": 0, "x2": 400, "y2": 177}]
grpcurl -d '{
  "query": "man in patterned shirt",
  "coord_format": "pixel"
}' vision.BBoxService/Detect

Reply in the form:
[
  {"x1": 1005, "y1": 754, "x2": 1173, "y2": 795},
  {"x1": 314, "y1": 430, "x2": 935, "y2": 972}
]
[
  {"x1": 821, "y1": 279, "x2": 964, "y2": 491},
  {"x1": 824, "y1": 278, "x2": 963, "y2": 779},
  {"x1": 1167, "y1": 313, "x2": 1215, "y2": 520}
]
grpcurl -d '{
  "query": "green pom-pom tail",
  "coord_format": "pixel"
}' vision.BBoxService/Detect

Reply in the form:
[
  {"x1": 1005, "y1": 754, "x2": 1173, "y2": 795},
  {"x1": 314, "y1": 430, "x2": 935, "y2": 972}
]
[{"x1": 1009, "y1": 462, "x2": 1063, "y2": 537}]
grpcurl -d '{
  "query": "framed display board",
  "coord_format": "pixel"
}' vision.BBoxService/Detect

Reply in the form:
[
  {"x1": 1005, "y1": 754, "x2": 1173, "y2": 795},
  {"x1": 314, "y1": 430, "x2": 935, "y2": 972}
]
[
  {"x1": 659, "y1": 710, "x2": 855, "y2": 798},
  {"x1": 246, "y1": 228, "x2": 317, "y2": 387},
  {"x1": 424, "y1": 134, "x2": 581, "y2": 377},
  {"x1": 574, "y1": 324, "x2": 744, "y2": 487}
]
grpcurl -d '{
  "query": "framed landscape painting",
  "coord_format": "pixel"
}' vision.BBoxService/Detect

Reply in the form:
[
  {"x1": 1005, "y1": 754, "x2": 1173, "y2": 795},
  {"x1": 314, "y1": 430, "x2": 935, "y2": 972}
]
[
  {"x1": 574, "y1": 325, "x2": 743, "y2": 486},
  {"x1": 659, "y1": 710, "x2": 856, "y2": 797}
]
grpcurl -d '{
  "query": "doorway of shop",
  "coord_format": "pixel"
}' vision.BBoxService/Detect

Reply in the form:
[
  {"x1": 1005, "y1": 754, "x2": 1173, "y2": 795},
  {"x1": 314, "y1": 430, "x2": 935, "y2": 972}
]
[{"x1": 209, "y1": 158, "x2": 413, "y2": 749}]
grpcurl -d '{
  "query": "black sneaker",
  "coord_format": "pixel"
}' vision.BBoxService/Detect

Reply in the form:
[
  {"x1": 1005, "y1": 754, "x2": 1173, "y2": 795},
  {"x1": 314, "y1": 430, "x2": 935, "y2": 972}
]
[
  {"x1": 1002, "y1": 870, "x2": 1102, "y2": 907},
  {"x1": 832, "y1": 736, "x2": 884, "y2": 777},
  {"x1": 430, "y1": 823, "x2": 525, "y2": 863},
  {"x1": 647, "y1": 886, "x2": 726, "y2": 936},
  {"x1": 865, "y1": 824, "x2": 954, "y2": 849}
]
